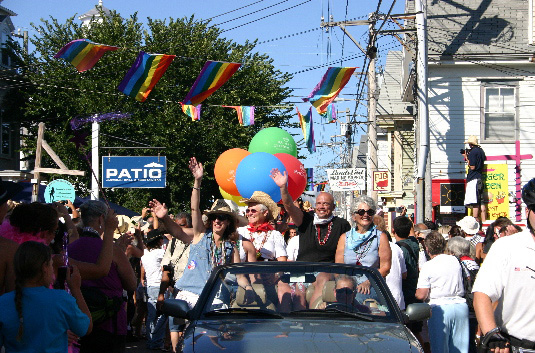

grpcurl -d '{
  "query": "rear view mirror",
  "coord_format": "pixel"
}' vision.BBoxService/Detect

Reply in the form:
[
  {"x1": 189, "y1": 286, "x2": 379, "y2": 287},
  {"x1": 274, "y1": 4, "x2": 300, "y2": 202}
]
[
  {"x1": 405, "y1": 303, "x2": 431, "y2": 322},
  {"x1": 162, "y1": 299, "x2": 191, "y2": 319}
]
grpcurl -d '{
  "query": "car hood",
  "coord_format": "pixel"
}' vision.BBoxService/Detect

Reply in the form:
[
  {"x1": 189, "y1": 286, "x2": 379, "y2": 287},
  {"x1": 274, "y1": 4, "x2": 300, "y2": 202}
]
[{"x1": 184, "y1": 318, "x2": 420, "y2": 353}]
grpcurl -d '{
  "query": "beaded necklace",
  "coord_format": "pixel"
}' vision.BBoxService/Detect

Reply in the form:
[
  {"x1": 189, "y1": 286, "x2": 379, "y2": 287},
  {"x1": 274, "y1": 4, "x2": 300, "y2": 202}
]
[
  {"x1": 316, "y1": 221, "x2": 333, "y2": 245},
  {"x1": 210, "y1": 239, "x2": 225, "y2": 269},
  {"x1": 250, "y1": 230, "x2": 271, "y2": 259}
]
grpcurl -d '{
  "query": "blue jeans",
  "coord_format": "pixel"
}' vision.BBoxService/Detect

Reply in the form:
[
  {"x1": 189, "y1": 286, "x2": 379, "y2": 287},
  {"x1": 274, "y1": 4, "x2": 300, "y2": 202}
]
[
  {"x1": 428, "y1": 303, "x2": 469, "y2": 353},
  {"x1": 146, "y1": 286, "x2": 168, "y2": 349}
]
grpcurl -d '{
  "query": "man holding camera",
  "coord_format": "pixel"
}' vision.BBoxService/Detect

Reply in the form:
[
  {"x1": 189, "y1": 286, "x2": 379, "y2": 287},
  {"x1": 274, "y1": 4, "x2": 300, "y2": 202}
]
[{"x1": 462, "y1": 136, "x2": 487, "y2": 223}]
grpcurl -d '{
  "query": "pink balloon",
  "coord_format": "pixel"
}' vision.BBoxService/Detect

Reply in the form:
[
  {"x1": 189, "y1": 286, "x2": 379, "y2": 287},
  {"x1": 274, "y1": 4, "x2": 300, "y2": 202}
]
[{"x1": 274, "y1": 153, "x2": 307, "y2": 201}]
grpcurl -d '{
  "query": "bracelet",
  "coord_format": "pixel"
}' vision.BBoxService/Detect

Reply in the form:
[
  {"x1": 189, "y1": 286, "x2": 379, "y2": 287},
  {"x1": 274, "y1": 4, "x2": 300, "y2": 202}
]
[{"x1": 193, "y1": 187, "x2": 200, "y2": 190}]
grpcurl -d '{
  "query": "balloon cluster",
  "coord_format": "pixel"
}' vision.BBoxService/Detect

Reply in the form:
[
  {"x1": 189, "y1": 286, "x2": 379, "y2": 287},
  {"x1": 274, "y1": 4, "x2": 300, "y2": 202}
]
[{"x1": 215, "y1": 127, "x2": 307, "y2": 203}]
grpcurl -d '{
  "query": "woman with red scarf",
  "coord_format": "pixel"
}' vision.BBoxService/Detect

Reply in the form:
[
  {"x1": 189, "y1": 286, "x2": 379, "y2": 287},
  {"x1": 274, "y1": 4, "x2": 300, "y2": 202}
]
[{"x1": 238, "y1": 192, "x2": 296, "y2": 311}]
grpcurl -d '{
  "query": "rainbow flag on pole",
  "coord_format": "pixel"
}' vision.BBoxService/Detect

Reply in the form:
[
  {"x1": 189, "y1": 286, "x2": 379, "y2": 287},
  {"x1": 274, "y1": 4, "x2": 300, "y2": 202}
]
[
  {"x1": 180, "y1": 103, "x2": 201, "y2": 121},
  {"x1": 303, "y1": 67, "x2": 356, "y2": 115},
  {"x1": 182, "y1": 61, "x2": 241, "y2": 105},
  {"x1": 297, "y1": 107, "x2": 316, "y2": 154},
  {"x1": 118, "y1": 51, "x2": 175, "y2": 102},
  {"x1": 223, "y1": 106, "x2": 255, "y2": 126},
  {"x1": 54, "y1": 39, "x2": 118, "y2": 72}
]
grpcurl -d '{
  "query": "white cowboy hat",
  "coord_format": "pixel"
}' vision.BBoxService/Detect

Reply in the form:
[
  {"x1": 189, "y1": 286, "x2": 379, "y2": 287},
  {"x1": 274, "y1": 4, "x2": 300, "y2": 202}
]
[
  {"x1": 464, "y1": 135, "x2": 479, "y2": 146},
  {"x1": 456, "y1": 216, "x2": 479, "y2": 235},
  {"x1": 240, "y1": 191, "x2": 280, "y2": 221}
]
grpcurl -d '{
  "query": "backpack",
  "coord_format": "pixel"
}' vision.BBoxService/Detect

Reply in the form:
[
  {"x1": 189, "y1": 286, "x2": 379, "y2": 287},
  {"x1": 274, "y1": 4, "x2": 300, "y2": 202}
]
[
  {"x1": 456, "y1": 257, "x2": 479, "y2": 312},
  {"x1": 80, "y1": 286, "x2": 124, "y2": 326}
]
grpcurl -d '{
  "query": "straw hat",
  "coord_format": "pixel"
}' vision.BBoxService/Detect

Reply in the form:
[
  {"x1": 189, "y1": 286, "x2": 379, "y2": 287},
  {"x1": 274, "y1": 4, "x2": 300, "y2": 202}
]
[
  {"x1": 204, "y1": 199, "x2": 248, "y2": 227},
  {"x1": 456, "y1": 216, "x2": 479, "y2": 235},
  {"x1": 464, "y1": 135, "x2": 479, "y2": 146},
  {"x1": 114, "y1": 215, "x2": 135, "y2": 239},
  {"x1": 240, "y1": 191, "x2": 279, "y2": 221}
]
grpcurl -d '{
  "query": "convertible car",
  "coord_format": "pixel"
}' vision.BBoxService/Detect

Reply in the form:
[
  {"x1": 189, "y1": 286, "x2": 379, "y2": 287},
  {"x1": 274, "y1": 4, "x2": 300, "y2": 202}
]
[{"x1": 163, "y1": 262, "x2": 430, "y2": 352}]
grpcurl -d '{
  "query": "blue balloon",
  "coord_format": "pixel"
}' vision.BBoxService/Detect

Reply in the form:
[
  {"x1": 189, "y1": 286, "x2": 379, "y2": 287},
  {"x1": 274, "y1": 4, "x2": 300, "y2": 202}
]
[{"x1": 235, "y1": 152, "x2": 287, "y2": 202}]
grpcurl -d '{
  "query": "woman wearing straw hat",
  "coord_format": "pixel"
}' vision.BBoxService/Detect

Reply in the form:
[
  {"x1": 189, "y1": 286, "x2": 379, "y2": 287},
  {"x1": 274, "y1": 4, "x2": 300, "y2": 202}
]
[
  {"x1": 150, "y1": 157, "x2": 256, "y2": 309},
  {"x1": 239, "y1": 191, "x2": 298, "y2": 312}
]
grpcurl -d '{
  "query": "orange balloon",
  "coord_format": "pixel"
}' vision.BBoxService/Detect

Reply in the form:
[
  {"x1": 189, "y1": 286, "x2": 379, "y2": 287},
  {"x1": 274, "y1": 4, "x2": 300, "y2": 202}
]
[{"x1": 215, "y1": 148, "x2": 251, "y2": 195}]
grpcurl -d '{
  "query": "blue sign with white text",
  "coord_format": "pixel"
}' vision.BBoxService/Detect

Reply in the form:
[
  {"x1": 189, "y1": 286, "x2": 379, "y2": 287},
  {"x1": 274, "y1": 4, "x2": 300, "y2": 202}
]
[{"x1": 102, "y1": 156, "x2": 166, "y2": 188}]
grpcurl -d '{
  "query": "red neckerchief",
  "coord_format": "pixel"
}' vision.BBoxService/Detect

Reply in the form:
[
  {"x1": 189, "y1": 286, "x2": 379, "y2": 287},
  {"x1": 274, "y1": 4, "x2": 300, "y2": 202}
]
[{"x1": 247, "y1": 222, "x2": 274, "y2": 233}]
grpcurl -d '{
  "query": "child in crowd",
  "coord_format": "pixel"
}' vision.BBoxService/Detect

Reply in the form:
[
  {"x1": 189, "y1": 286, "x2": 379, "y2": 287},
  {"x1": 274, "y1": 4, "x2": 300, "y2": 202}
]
[{"x1": 0, "y1": 241, "x2": 92, "y2": 352}]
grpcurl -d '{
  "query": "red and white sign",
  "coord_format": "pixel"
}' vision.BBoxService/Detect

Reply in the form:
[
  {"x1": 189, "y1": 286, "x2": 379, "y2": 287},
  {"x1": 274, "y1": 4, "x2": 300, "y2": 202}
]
[{"x1": 373, "y1": 171, "x2": 390, "y2": 192}]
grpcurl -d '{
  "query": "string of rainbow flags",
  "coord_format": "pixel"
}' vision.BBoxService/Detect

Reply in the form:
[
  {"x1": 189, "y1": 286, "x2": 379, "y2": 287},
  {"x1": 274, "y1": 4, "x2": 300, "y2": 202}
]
[{"x1": 54, "y1": 39, "x2": 357, "y2": 154}]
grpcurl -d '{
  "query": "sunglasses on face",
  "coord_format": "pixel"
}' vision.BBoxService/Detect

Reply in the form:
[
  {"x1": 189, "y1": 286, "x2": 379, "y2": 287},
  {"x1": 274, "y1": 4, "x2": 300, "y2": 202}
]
[
  {"x1": 246, "y1": 208, "x2": 258, "y2": 214},
  {"x1": 354, "y1": 209, "x2": 375, "y2": 216},
  {"x1": 335, "y1": 288, "x2": 355, "y2": 295},
  {"x1": 212, "y1": 214, "x2": 230, "y2": 222}
]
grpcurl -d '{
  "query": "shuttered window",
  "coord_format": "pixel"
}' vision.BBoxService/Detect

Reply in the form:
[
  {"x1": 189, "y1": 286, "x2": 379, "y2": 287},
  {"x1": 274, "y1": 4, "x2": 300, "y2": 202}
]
[{"x1": 481, "y1": 82, "x2": 518, "y2": 142}]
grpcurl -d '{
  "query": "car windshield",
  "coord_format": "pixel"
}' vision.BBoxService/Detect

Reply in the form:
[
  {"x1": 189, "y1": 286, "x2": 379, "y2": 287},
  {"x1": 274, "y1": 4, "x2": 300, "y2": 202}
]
[{"x1": 200, "y1": 263, "x2": 397, "y2": 322}]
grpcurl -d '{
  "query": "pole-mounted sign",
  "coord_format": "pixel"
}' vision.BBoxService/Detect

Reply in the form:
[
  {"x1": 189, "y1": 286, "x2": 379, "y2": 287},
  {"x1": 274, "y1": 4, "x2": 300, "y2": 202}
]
[{"x1": 102, "y1": 156, "x2": 166, "y2": 188}]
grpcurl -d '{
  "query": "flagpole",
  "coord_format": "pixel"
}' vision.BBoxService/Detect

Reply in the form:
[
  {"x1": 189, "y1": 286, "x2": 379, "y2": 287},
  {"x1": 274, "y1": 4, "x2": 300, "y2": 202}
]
[{"x1": 91, "y1": 120, "x2": 99, "y2": 200}]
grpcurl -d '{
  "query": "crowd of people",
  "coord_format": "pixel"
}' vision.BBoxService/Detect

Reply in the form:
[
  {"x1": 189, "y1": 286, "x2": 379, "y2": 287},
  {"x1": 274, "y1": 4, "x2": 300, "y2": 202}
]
[{"x1": 0, "y1": 155, "x2": 534, "y2": 353}]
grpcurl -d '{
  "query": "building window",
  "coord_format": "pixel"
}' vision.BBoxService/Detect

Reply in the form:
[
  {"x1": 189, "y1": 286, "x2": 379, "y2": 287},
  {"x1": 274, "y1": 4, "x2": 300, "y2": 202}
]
[{"x1": 481, "y1": 82, "x2": 517, "y2": 142}]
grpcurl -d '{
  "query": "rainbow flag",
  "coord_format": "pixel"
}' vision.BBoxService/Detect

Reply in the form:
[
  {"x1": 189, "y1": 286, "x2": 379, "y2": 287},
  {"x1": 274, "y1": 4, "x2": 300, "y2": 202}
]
[
  {"x1": 54, "y1": 39, "x2": 118, "y2": 72},
  {"x1": 303, "y1": 67, "x2": 356, "y2": 115},
  {"x1": 181, "y1": 103, "x2": 201, "y2": 121},
  {"x1": 306, "y1": 168, "x2": 314, "y2": 191},
  {"x1": 223, "y1": 106, "x2": 255, "y2": 126},
  {"x1": 321, "y1": 103, "x2": 337, "y2": 123},
  {"x1": 297, "y1": 106, "x2": 316, "y2": 154},
  {"x1": 182, "y1": 61, "x2": 241, "y2": 105},
  {"x1": 118, "y1": 51, "x2": 175, "y2": 102}
]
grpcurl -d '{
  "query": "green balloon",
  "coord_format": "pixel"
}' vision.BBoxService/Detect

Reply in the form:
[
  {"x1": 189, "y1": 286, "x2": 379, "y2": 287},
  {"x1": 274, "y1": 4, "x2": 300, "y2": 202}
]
[{"x1": 249, "y1": 127, "x2": 297, "y2": 157}]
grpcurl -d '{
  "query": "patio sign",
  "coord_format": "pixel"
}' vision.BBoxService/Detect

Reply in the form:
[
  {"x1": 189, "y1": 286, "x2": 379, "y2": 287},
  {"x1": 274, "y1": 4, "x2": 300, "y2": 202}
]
[{"x1": 102, "y1": 156, "x2": 166, "y2": 188}]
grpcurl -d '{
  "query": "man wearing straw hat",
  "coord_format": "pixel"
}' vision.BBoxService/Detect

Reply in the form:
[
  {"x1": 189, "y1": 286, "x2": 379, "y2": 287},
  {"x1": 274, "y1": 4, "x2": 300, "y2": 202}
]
[{"x1": 462, "y1": 135, "x2": 487, "y2": 223}]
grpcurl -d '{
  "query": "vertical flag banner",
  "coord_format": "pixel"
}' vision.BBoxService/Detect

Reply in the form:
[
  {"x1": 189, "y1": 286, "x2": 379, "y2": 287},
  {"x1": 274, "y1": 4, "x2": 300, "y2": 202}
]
[
  {"x1": 297, "y1": 107, "x2": 316, "y2": 154},
  {"x1": 303, "y1": 67, "x2": 356, "y2": 115},
  {"x1": 306, "y1": 168, "x2": 314, "y2": 191},
  {"x1": 321, "y1": 103, "x2": 337, "y2": 123},
  {"x1": 54, "y1": 39, "x2": 118, "y2": 72},
  {"x1": 118, "y1": 51, "x2": 175, "y2": 102},
  {"x1": 180, "y1": 103, "x2": 201, "y2": 121},
  {"x1": 223, "y1": 106, "x2": 255, "y2": 126},
  {"x1": 182, "y1": 61, "x2": 241, "y2": 105}
]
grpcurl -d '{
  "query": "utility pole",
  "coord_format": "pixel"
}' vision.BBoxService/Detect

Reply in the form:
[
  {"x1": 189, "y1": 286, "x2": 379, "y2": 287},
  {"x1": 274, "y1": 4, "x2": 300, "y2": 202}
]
[
  {"x1": 367, "y1": 15, "x2": 379, "y2": 204},
  {"x1": 91, "y1": 120, "x2": 99, "y2": 200},
  {"x1": 415, "y1": 0, "x2": 429, "y2": 224},
  {"x1": 12, "y1": 29, "x2": 30, "y2": 172}
]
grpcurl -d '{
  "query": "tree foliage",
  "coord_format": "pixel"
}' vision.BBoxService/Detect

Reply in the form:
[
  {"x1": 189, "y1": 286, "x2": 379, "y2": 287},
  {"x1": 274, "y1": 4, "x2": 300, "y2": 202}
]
[{"x1": 8, "y1": 11, "x2": 294, "y2": 213}]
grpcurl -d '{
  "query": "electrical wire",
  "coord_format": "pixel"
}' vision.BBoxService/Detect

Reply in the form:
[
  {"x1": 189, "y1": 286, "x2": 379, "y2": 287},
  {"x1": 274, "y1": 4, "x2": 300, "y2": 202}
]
[
  {"x1": 213, "y1": 0, "x2": 290, "y2": 26},
  {"x1": 206, "y1": 0, "x2": 267, "y2": 20}
]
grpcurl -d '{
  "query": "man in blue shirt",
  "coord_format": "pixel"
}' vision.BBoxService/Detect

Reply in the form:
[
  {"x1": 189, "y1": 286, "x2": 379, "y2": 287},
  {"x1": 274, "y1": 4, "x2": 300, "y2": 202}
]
[{"x1": 463, "y1": 136, "x2": 487, "y2": 223}]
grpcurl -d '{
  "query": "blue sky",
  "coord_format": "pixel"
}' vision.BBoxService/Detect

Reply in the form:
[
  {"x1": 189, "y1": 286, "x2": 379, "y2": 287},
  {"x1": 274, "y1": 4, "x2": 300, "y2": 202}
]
[{"x1": 4, "y1": 0, "x2": 405, "y2": 180}]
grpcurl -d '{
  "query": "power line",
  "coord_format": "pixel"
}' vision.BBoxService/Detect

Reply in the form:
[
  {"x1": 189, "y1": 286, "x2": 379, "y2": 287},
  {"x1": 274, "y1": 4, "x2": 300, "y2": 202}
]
[
  {"x1": 213, "y1": 0, "x2": 290, "y2": 26},
  {"x1": 206, "y1": 0, "x2": 267, "y2": 20}
]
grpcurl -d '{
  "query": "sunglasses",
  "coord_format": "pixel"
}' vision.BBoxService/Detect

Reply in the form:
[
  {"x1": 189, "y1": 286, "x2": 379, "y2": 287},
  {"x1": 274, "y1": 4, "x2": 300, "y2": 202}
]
[
  {"x1": 212, "y1": 214, "x2": 230, "y2": 222},
  {"x1": 354, "y1": 209, "x2": 375, "y2": 216},
  {"x1": 335, "y1": 288, "x2": 355, "y2": 295},
  {"x1": 245, "y1": 208, "x2": 258, "y2": 214}
]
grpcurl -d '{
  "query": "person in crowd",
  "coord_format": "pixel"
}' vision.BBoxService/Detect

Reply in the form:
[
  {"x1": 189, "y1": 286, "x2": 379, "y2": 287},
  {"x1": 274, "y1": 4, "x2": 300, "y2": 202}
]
[
  {"x1": 158, "y1": 212, "x2": 192, "y2": 353},
  {"x1": 150, "y1": 157, "x2": 256, "y2": 310},
  {"x1": 392, "y1": 216, "x2": 424, "y2": 343},
  {"x1": 414, "y1": 223, "x2": 430, "y2": 267},
  {"x1": 424, "y1": 220, "x2": 438, "y2": 231},
  {"x1": 0, "y1": 181, "x2": 23, "y2": 294},
  {"x1": 68, "y1": 200, "x2": 136, "y2": 353},
  {"x1": 473, "y1": 178, "x2": 535, "y2": 353},
  {"x1": 0, "y1": 241, "x2": 91, "y2": 352},
  {"x1": 449, "y1": 225, "x2": 464, "y2": 238},
  {"x1": 462, "y1": 135, "x2": 487, "y2": 223},
  {"x1": 437, "y1": 225, "x2": 452, "y2": 239},
  {"x1": 286, "y1": 227, "x2": 300, "y2": 262},
  {"x1": 456, "y1": 216, "x2": 482, "y2": 259},
  {"x1": 270, "y1": 168, "x2": 351, "y2": 306},
  {"x1": 335, "y1": 196, "x2": 391, "y2": 301},
  {"x1": 239, "y1": 191, "x2": 293, "y2": 311},
  {"x1": 140, "y1": 229, "x2": 167, "y2": 350},
  {"x1": 448, "y1": 237, "x2": 480, "y2": 277},
  {"x1": 416, "y1": 231, "x2": 469, "y2": 353},
  {"x1": 380, "y1": 225, "x2": 406, "y2": 310},
  {"x1": 476, "y1": 217, "x2": 512, "y2": 265}
]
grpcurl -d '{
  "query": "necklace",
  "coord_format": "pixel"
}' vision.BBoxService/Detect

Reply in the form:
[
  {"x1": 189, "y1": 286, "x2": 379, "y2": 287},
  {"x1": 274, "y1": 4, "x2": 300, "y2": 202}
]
[
  {"x1": 210, "y1": 237, "x2": 225, "y2": 269},
  {"x1": 316, "y1": 221, "x2": 333, "y2": 245},
  {"x1": 250, "y1": 230, "x2": 270, "y2": 259}
]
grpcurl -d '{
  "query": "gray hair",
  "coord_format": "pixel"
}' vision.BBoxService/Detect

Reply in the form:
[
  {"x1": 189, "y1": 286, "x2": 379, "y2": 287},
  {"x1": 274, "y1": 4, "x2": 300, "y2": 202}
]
[
  {"x1": 354, "y1": 195, "x2": 376, "y2": 211},
  {"x1": 447, "y1": 236, "x2": 471, "y2": 258},
  {"x1": 80, "y1": 200, "x2": 108, "y2": 226},
  {"x1": 334, "y1": 275, "x2": 357, "y2": 290}
]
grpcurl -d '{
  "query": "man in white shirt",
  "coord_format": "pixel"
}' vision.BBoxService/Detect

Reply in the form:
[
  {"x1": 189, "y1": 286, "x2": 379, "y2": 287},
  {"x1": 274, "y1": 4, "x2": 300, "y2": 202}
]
[
  {"x1": 386, "y1": 240, "x2": 407, "y2": 309},
  {"x1": 473, "y1": 178, "x2": 535, "y2": 352}
]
